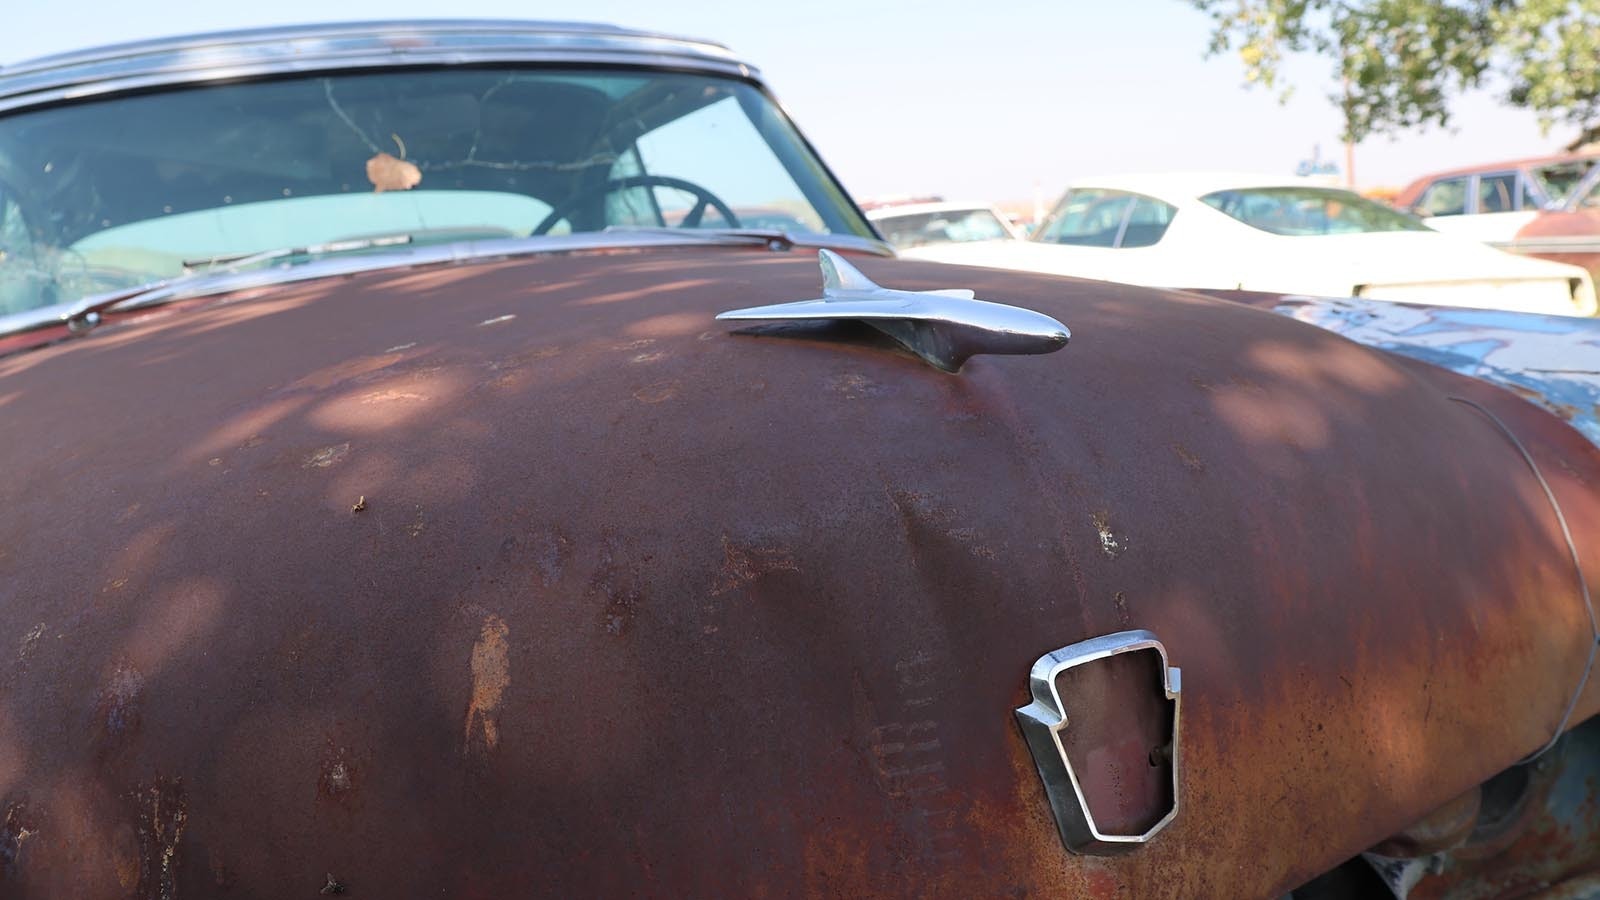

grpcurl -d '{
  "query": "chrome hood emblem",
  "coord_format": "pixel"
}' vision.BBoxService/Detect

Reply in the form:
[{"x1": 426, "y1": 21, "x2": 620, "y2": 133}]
[{"x1": 716, "y1": 249, "x2": 1069, "y2": 372}]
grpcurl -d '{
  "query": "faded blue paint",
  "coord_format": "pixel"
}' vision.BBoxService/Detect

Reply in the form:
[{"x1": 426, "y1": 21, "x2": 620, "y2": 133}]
[{"x1": 1273, "y1": 297, "x2": 1600, "y2": 448}]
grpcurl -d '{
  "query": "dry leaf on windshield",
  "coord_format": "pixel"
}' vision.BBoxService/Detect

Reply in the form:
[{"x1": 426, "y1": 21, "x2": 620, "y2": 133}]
[{"x1": 366, "y1": 152, "x2": 421, "y2": 193}]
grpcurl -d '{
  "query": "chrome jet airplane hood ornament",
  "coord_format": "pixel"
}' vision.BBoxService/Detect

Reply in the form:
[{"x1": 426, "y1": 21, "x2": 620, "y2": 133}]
[{"x1": 716, "y1": 249, "x2": 1070, "y2": 373}]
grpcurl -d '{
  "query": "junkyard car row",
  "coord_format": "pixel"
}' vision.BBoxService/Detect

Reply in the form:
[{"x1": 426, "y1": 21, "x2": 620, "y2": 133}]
[{"x1": 0, "y1": 20, "x2": 1597, "y2": 900}]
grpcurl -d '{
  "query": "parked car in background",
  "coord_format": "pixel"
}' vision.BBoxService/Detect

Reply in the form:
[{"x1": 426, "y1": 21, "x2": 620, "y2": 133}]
[
  {"x1": 907, "y1": 173, "x2": 1598, "y2": 316},
  {"x1": 1, "y1": 22, "x2": 1598, "y2": 900},
  {"x1": 865, "y1": 200, "x2": 1023, "y2": 255},
  {"x1": 1395, "y1": 153, "x2": 1600, "y2": 281}
]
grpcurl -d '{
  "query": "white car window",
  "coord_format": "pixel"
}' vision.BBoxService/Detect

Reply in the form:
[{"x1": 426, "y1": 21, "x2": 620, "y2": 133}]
[
  {"x1": 1036, "y1": 190, "x2": 1133, "y2": 247},
  {"x1": 1035, "y1": 190, "x2": 1176, "y2": 248},
  {"x1": 1119, "y1": 197, "x2": 1177, "y2": 248},
  {"x1": 1202, "y1": 187, "x2": 1429, "y2": 235}
]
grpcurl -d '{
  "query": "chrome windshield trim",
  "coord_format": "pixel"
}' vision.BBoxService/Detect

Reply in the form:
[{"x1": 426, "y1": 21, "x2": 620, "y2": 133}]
[
  {"x1": 0, "y1": 20, "x2": 759, "y2": 114},
  {"x1": 0, "y1": 229, "x2": 894, "y2": 344}
]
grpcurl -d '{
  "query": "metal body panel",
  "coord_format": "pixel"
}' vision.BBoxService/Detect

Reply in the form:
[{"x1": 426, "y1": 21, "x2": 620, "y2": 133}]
[
  {"x1": 1268, "y1": 296, "x2": 1600, "y2": 448},
  {"x1": 2, "y1": 248, "x2": 1599, "y2": 897}
]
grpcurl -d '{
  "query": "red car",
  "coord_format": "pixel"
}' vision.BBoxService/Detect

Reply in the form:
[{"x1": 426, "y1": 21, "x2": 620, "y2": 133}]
[
  {"x1": 1396, "y1": 152, "x2": 1600, "y2": 282},
  {"x1": 1, "y1": 20, "x2": 1597, "y2": 900}
]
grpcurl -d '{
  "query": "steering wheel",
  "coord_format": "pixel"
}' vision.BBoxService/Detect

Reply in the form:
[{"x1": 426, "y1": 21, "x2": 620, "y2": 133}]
[{"x1": 532, "y1": 174, "x2": 741, "y2": 236}]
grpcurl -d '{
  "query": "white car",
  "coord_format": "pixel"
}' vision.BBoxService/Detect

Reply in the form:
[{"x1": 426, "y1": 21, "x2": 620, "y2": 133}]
[
  {"x1": 908, "y1": 173, "x2": 1599, "y2": 317},
  {"x1": 866, "y1": 201, "x2": 1023, "y2": 254}
]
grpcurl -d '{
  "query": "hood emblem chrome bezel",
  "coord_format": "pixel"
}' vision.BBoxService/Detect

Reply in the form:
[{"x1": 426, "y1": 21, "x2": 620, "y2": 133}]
[
  {"x1": 716, "y1": 249, "x2": 1069, "y2": 373},
  {"x1": 1015, "y1": 629, "x2": 1182, "y2": 855}
]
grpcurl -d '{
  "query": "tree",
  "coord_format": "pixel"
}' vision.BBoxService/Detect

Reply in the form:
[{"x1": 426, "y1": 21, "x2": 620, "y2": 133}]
[{"x1": 1191, "y1": 0, "x2": 1600, "y2": 148}]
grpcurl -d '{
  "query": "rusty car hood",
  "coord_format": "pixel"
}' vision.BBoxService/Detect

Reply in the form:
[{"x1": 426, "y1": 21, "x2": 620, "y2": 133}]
[{"x1": 2, "y1": 247, "x2": 1598, "y2": 897}]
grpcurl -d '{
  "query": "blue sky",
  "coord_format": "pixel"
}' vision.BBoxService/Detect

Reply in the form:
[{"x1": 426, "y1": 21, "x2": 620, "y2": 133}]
[{"x1": 0, "y1": 0, "x2": 1566, "y2": 205}]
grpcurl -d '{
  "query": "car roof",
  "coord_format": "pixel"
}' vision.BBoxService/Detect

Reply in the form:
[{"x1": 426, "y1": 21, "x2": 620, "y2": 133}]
[
  {"x1": 1403, "y1": 150, "x2": 1600, "y2": 184},
  {"x1": 1062, "y1": 171, "x2": 1329, "y2": 202},
  {"x1": 0, "y1": 20, "x2": 756, "y2": 114},
  {"x1": 865, "y1": 201, "x2": 1002, "y2": 219},
  {"x1": 1394, "y1": 150, "x2": 1600, "y2": 204}
]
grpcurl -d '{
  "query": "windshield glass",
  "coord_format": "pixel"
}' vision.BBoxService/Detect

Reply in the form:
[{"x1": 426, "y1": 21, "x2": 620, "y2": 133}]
[
  {"x1": 871, "y1": 208, "x2": 1011, "y2": 249},
  {"x1": 1533, "y1": 160, "x2": 1597, "y2": 203},
  {"x1": 1201, "y1": 187, "x2": 1429, "y2": 235},
  {"x1": 0, "y1": 68, "x2": 871, "y2": 315}
]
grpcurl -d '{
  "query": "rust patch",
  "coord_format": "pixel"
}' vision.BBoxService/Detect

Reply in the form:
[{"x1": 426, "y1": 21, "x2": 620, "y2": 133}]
[
  {"x1": 318, "y1": 741, "x2": 358, "y2": 805},
  {"x1": 112, "y1": 823, "x2": 139, "y2": 890},
  {"x1": 633, "y1": 380, "x2": 680, "y2": 404},
  {"x1": 303, "y1": 443, "x2": 351, "y2": 468},
  {"x1": 1, "y1": 799, "x2": 37, "y2": 880},
  {"x1": 601, "y1": 589, "x2": 641, "y2": 637},
  {"x1": 131, "y1": 776, "x2": 188, "y2": 900},
  {"x1": 711, "y1": 537, "x2": 800, "y2": 597},
  {"x1": 826, "y1": 372, "x2": 882, "y2": 400},
  {"x1": 359, "y1": 389, "x2": 426, "y2": 404},
  {"x1": 464, "y1": 615, "x2": 510, "y2": 755},
  {"x1": 527, "y1": 527, "x2": 571, "y2": 587},
  {"x1": 95, "y1": 662, "x2": 144, "y2": 749},
  {"x1": 1171, "y1": 442, "x2": 1205, "y2": 472},
  {"x1": 15, "y1": 623, "x2": 43, "y2": 661},
  {"x1": 887, "y1": 488, "x2": 998, "y2": 560}
]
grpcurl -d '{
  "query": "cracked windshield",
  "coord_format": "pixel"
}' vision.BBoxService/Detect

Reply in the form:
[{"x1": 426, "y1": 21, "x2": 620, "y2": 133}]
[{"x1": 0, "y1": 69, "x2": 867, "y2": 315}]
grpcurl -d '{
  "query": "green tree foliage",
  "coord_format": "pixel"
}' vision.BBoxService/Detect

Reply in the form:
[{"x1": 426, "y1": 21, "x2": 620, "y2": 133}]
[{"x1": 1192, "y1": 0, "x2": 1600, "y2": 145}]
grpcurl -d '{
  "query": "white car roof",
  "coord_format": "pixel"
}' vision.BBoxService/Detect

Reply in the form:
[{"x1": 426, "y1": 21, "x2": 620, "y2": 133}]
[
  {"x1": 1063, "y1": 172, "x2": 1328, "y2": 203},
  {"x1": 866, "y1": 201, "x2": 1003, "y2": 220}
]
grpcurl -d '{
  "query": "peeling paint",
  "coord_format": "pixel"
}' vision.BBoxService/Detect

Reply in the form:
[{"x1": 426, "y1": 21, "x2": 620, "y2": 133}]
[
  {"x1": 319, "y1": 741, "x2": 358, "y2": 804},
  {"x1": 132, "y1": 776, "x2": 187, "y2": 900},
  {"x1": 1171, "y1": 443, "x2": 1205, "y2": 472},
  {"x1": 303, "y1": 443, "x2": 351, "y2": 468},
  {"x1": 826, "y1": 372, "x2": 882, "y2": 400},
  {"x1": 633, "y1": 380, "x2": 679, "y2": 403},
  {"x1": 711, "y1": 537, "x2": 800, "y2": 596},
  {"x1": 359, "y1": 389, "x2": 426, "y2": 404},
  {"x1": 1092, "y1": 511, "x2": 1123, "y2": 559},
  {"x1": 16, "y1": 623, "x2": 43, "y2": 661},
  {"x1": 464, "y1": 615, "x2": 510, "y2": 754},
  {"x1": 478, "y1": 314, "x2": 517, "y2": 326},
  {"x1": 1, "y1": 799, "x2": 36, "y2": 880},
  {"x1": 96, "y1": 662, "x2": 145, "y2": 745}
]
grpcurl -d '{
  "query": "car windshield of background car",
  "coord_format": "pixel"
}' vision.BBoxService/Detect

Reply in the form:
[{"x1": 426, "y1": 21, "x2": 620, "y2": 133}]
[
  {"x1": 873, "y1": 208, "x2": 1011, "y2": 248},
  {"x1": 1534, "y1": 160, "x2": 1597, "y2": 203}
]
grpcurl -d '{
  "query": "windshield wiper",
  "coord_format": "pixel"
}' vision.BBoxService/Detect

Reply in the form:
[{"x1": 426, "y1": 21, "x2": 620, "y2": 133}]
[
  {"x1": 602, "y1": 226, "x2": 894, "y2": 257},
  {"x1": 602, "y1": 226, "x2": 797, "y2": 250},
  {"x1": 180, "y1": 232, "x2": 415, "y2": 271}
]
